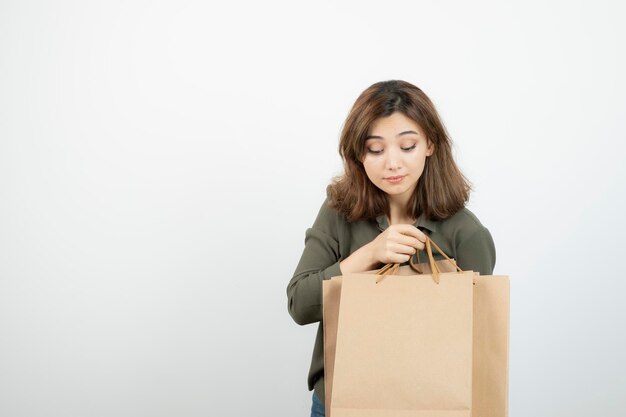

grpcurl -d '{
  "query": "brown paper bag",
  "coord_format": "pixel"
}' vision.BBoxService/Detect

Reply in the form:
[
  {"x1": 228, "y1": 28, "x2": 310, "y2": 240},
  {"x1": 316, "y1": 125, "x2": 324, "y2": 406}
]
[
  {"x1": 322, "y1": 259, "x2": 459, "y2": 417},
  {"x1": 472, "y1": 274, "x2": 510, "y2": 417},
  {"x1": 322, "y1": 277, "x2": 343, "y2": 417},
  {"x1": 323, "y1": 239, "x2": 510, "y2": 417},
  {"x1": 331, "y1": 240, "x2": 475, "y2": 417}
]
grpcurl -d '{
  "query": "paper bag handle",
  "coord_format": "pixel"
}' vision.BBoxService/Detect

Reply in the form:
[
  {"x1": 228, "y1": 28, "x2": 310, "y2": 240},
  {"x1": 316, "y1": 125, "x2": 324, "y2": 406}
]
[
  {"x1": 376, "y1": 237, "x2": 463, "y2": 284},
  {"x1": 416, "y1": 237, "x2": 463, "y2": 273}
]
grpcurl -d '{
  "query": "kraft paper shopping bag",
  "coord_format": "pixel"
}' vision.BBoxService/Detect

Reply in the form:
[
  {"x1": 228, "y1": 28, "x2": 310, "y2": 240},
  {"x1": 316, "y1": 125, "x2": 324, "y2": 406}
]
[
  {"x1": 322, "y1": 259, "x2": 460, "y2": 417},
  {"x1": 323, "y1": 238, "x2": 510, "y2": 417},
  {"x1": 331, "y1": 239, "x2": 475, "y2": 417},
  {"x1": 472, "y1": 274, "x2": 510, "y2": 417}
]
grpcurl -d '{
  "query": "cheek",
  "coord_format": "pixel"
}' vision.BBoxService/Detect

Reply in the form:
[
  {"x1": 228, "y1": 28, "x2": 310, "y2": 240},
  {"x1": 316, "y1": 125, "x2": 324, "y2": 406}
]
[
  {"x1": 362, "y1": 159, "x2": 381, "y2": 180},
  {"x1": 409, "y1": 154, "x2": 427, "y2": 168}
]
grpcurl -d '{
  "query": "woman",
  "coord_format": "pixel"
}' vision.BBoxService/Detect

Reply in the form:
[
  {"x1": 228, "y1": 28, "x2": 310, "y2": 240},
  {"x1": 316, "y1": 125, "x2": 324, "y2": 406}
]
[{"x1": 286, "y1": 80, "x2": 496, "y2": 417}]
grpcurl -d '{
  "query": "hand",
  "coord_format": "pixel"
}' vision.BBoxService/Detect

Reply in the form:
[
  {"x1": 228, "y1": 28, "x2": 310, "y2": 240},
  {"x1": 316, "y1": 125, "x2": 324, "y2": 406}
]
[{"x1": 369, "y1": 224, "x2": 428, "y2": 265}]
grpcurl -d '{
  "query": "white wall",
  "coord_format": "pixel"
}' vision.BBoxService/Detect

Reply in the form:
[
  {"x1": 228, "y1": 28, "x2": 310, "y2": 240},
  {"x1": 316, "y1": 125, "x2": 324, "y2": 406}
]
[{"x1": 1, "y1": 1, "x2": 624, "y2": 416}]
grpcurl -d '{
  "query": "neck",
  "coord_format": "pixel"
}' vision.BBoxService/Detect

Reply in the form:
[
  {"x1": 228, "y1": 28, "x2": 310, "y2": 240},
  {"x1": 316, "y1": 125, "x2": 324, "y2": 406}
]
[{"x1": 387, "y1": 194, "x2": 414, "y2": 225}]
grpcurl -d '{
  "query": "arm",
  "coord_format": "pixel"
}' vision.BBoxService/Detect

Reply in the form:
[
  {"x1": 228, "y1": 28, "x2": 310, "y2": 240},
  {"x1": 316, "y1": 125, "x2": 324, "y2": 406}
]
[
  {"x1": 455, "y1": 226, "x2": 496, "y2": 275},
  {"x1": 286, "y1": 198, "x2": 343, "y2": 326}
]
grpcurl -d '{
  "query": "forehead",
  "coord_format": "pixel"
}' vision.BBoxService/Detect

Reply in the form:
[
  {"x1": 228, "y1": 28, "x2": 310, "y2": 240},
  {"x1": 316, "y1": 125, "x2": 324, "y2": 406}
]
[{"x1": 366, "y1": 112, "x2": 424, "y2": 139}]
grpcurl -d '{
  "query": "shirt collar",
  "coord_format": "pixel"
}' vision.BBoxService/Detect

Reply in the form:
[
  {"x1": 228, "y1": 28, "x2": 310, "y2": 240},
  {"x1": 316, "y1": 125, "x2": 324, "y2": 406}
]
[{"x1": 375, "y1": 213, "x2": 438, "y2": 233}]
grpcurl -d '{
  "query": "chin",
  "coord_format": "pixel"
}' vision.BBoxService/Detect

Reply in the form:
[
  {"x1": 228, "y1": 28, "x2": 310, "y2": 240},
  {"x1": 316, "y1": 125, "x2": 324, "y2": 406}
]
[{"x1": 383, "y1": 186, "x2": 409, "y2": 195}]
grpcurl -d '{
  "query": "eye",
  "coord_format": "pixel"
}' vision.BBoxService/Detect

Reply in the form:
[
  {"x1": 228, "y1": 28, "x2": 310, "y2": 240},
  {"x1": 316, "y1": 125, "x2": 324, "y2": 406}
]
[{"x1": 366, "y1": 144, "x2": 416, "y2": 155}]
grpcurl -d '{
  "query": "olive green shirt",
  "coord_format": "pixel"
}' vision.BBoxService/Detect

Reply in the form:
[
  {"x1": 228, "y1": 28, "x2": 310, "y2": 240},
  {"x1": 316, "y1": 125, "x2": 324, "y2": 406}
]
[{"x1": 286, "y1": 194, "x2": 496, "y2": 406}]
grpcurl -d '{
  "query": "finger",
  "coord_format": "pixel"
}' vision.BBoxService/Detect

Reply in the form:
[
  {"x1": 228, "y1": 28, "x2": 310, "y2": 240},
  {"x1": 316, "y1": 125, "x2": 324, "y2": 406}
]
[
  {"x1": 389, "y1": 242, "x2": 420, "y2": 256},
  {"x1": 394, "y1": 224, "x2": 428, "y2": 243},
  {"x1": 392, "y1": 234, "x2": 424, "y2": 251},
  {"x1": 387, "y1": 252, "x2": 411, "y2": 264}
]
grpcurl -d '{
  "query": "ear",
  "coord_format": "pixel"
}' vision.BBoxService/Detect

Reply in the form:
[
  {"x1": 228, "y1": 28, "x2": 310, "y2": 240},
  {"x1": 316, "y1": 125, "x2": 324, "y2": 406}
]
[{"x1": 426, "y1": 140, "x2": 435, "y2": 157}]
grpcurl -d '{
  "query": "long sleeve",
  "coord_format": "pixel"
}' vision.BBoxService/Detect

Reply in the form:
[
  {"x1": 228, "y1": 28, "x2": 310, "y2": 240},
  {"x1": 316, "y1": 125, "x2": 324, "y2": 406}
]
[
  {"x1": 287, "y1": 198, "x2": 343, "y2": 326},
  {"x1": 454, "y1": 226, "x2": 496, "y2": 275}
]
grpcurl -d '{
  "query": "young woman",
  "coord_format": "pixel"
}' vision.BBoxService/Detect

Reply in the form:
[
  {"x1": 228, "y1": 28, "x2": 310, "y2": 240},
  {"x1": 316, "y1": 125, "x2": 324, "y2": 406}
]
[{"x1": 286, "y1": 80, "x2": 496, "y2": 417}]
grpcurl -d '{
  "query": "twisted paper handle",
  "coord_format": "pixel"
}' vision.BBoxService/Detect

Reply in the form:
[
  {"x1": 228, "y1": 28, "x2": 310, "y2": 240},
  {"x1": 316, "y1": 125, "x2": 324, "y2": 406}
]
[{"x1": 375, "y1": 236, "x2": 463, "y2": 284}]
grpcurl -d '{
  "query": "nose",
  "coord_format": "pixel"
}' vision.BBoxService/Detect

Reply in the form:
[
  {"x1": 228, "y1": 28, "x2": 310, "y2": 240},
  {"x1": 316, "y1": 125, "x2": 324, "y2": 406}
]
[{"x1": 384, "y1": 146, "x2": 402, "y2": 171}]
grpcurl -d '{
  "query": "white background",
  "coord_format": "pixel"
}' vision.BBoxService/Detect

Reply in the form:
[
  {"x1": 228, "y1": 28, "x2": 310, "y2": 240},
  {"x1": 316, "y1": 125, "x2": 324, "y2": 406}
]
[{"x1": 1, "y1": 1, "x2": 625, "y2": 416}]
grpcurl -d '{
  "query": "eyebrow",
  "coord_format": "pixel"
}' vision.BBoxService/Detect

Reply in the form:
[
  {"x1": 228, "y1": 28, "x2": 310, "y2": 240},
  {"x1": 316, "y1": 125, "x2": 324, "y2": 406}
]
[{"x1": 364, "y1": 130, "x2": 420, "y2": 140}]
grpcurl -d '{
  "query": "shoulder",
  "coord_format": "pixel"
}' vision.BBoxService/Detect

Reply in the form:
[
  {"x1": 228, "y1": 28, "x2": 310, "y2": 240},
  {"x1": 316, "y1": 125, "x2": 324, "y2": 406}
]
[
  {"x1": 436, "y1": 207, "x2": 490, "y2": 247},
  {"x1": 445, "y1": 208, "x2": 496, "y2": 273},
  {"x1": 436, "y1": 207, "x2": 496, "y2": 274},
  {"x1": 310, "y1": 190, "x2": 349, "y2": 236}
]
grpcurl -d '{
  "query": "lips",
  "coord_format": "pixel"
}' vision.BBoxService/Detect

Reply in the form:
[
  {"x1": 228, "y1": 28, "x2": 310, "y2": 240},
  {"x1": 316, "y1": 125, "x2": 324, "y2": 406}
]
[{"x1": 384, "y1": 175, "x2": 406, "y2": 184}]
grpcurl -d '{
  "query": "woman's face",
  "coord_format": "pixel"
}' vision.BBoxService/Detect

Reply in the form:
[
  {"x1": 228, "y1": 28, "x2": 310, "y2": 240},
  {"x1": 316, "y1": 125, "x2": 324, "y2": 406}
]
[{"x1": 361, "y1": 112, "x2": 434, "y2": 200}]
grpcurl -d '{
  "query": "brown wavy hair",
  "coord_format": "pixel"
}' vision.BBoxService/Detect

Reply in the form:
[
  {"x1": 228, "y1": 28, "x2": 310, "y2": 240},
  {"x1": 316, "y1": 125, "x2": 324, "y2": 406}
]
[{"x1": 327, "y1": 80, "x2": 471, "y2": 222}]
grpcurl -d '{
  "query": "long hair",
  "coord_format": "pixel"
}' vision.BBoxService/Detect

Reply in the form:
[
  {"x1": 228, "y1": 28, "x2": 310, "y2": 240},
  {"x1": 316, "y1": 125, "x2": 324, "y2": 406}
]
[{"x1": 327, "y1": 80, "x2": 471, "y2": 222}]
